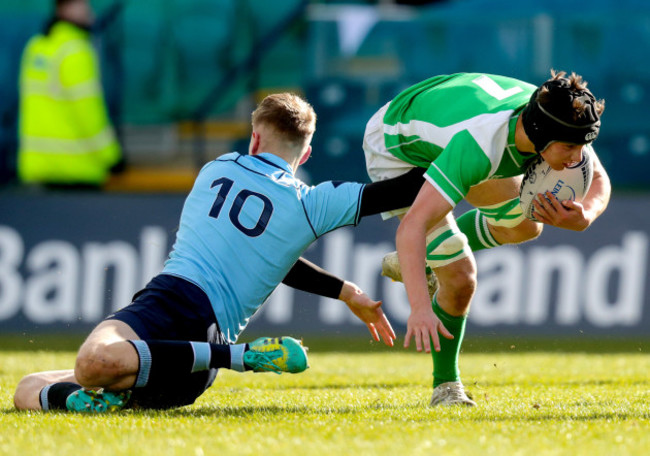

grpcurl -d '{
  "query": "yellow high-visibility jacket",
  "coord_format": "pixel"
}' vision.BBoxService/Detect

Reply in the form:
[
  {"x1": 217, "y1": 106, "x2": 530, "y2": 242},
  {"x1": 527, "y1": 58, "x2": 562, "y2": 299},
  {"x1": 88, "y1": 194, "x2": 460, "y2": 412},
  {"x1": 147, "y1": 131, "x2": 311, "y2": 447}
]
[{"x1": 18, "y1": 20, "x2": 121, "y2": 185}]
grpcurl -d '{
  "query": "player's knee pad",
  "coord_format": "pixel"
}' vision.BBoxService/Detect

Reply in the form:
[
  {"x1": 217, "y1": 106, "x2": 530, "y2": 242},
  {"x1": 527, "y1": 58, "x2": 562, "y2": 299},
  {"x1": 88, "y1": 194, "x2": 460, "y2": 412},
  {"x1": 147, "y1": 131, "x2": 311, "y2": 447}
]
[
  {"x1": 425, "y1": 224, "x2": 471, "y2": 269},
  {"x1": 478, "y1": 197, "x2": 525, "y2": 228}
]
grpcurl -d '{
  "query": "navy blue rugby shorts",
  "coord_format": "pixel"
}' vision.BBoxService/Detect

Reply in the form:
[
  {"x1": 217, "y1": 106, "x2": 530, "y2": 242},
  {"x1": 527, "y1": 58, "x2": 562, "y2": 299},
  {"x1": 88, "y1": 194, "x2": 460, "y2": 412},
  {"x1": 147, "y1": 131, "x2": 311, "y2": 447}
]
[
  {"x1": 105, "y1": 273, "x2": 226, "y2": 409},
  {"x1": 106, "y1": 273, "x2": 225, "y2": 343}
]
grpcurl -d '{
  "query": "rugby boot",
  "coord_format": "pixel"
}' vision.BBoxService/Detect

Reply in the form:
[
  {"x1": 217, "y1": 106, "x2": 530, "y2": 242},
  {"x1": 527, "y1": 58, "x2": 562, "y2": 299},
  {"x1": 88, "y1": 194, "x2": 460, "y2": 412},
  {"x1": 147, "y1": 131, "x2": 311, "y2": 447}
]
[
  {"x1": 244, "y1": 337, "x2": 309, "y2": 374},
  {"x1": 429, "y1": 381, "x2": 476, "y2": 407},
  {"x1": 66, "y1": 388, "x2": 131, "y2": 413}
]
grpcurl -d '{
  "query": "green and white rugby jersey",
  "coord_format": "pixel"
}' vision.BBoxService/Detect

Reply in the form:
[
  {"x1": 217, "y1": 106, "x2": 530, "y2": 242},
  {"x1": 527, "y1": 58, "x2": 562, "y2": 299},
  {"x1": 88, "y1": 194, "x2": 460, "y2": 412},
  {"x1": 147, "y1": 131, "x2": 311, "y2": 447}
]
[{"x1": 383, "y1": 73, "x2": 538, "y2": 206}]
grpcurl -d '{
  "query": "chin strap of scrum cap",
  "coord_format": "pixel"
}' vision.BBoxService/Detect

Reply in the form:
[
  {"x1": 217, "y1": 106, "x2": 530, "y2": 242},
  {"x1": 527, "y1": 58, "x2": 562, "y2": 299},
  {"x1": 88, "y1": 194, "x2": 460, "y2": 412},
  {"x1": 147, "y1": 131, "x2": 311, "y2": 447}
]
[{"x1": 522, "y1": 77, "x2": 601, "y2": 153}]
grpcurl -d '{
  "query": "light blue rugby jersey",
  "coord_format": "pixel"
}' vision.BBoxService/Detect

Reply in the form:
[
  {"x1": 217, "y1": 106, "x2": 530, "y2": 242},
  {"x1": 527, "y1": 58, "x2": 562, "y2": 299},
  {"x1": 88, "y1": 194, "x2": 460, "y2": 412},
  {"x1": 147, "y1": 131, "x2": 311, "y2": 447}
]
[{"x1": 162, "y1": 152, "x2": 365, "y2": 343}]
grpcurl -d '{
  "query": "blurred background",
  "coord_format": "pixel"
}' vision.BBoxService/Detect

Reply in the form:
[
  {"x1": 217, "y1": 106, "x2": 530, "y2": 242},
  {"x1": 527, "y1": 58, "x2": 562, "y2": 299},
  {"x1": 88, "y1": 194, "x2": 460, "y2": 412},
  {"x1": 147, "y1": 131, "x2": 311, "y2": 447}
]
[
  {"x1": 2, "y1": 0, "x2": 650, "y2": 187},
  {"x1": 0, "y1": 0, "x2": 648, "y2": 347}
]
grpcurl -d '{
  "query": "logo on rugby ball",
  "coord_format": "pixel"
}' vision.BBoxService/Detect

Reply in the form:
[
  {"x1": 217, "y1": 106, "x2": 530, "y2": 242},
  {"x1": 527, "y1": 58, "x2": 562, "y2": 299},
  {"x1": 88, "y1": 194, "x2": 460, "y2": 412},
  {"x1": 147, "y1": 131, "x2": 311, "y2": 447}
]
[{"x1": 550, "y1": 179, "x2": 576, "y2": 201}]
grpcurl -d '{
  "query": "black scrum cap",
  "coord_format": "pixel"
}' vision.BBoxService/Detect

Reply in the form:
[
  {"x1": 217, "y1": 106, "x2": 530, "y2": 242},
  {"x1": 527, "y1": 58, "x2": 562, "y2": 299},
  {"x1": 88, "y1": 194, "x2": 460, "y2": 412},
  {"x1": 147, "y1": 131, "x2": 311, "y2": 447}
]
[{"x1": 522, "y1": 76, "x2": 600, "y2": 153}]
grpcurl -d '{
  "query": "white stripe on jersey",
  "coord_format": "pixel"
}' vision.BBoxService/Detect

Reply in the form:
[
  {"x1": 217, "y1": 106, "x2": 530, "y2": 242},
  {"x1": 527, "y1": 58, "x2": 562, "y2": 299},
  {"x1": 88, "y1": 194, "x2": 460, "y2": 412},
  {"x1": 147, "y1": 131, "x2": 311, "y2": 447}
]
[
  {"x1": 384, "y1": 110, "x2": 514, "y2": 177},
  {"x1": 424, "y1": 173, "x2": 457, "y2": 208}
]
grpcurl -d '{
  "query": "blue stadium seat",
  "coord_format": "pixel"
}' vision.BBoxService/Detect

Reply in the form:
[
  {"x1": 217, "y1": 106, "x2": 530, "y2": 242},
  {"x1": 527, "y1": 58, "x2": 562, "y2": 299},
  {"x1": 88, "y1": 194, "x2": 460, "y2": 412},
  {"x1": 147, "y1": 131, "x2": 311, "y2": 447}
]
[
  {"x1": 306, "y1": 78, "x2": 366, "y2": 125},
  {"x1": 120, "y1": 3, "x2": 174, "y2": 123},
  {"x1": 249, "y1": 0, "x2": 307, "y2": 89},
  {"x1": 593, "y1": 133, "x2": 650, "y2": 188},
  {"x1": 170, "y1": 0, "x2": 242, "y2": 118},
  {"x1": 357, "y1": 16, "x2": 461, "y2": 81},
  {"x1": 306, "y1": 131, "x2": 368, "y2": 183},
  {"x1": 597, "y1": 77, "x2": 650, "y2": 136},
  {"x1": 305, "y1": 78, "x2": 386, "y2": 183}
]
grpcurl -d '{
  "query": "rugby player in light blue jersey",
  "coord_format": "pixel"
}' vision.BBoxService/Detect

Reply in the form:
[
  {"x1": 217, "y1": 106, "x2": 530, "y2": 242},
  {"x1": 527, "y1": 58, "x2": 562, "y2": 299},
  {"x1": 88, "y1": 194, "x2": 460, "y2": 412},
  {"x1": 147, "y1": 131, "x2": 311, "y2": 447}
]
[
  {"x1": 364, "y1": 70, "x2": 611, "y2": 406},
  {"x1": 14, "y1": 93, "x2": 426, "y2": 413}
]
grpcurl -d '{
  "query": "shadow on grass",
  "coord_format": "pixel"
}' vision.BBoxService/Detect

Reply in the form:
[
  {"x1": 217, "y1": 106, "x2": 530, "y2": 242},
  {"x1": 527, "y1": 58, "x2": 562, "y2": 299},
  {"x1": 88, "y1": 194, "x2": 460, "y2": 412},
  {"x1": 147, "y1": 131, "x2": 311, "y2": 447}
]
[
  {"x1": 5, "y1": 404, "x2": 647, "y2": 423},
  {"x1": 468, "y1": 378, "x2": 650, "y2": 388},
  {"x1": 1, "y1": 333, "x2": 648, "y2": 353},
  {"x1": 166, "y1": 403, "x2": 650, "y2": 422},
  {"x1": 0, "y1": 402, "x2": 419, "y2": 418},
  {"x1": 269, "y1": 381, "x2": 423, "y2": 390},
  {"x1": 136, "y1": 401, "x2": 424, "y2": 418},
  {"x1": 419, "y1": 410, "x2": 650, "y2": 423}
]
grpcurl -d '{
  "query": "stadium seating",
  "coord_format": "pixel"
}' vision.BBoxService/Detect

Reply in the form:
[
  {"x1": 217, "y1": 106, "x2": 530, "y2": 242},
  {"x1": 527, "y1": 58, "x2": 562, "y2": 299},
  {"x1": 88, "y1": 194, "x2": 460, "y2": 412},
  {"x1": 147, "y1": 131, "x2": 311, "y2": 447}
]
[
  {"x1": 170, "y1": 0, "x2": 247, "y2": 119},
  {"x1": 0, "y1": 7, "x2": 46, "y2": 183},
  {"x1": 244, "y1": 0, "x2": 307, "y2": 90},
  {"x1": 1, "y1": 0, "x2": 649, "y2": 189},
  {"x1": 305, "y1": 78, "x2": 391, "y2": 183},
  {"x1": 120, "y1": 2, "x2": 175, "y2": 124},
  {"x1": 596, "y1": 77, "x2": 650, "y2": 136},
  {"x1": 593, "y1": 134, "x2": 650, "y2": 189}
]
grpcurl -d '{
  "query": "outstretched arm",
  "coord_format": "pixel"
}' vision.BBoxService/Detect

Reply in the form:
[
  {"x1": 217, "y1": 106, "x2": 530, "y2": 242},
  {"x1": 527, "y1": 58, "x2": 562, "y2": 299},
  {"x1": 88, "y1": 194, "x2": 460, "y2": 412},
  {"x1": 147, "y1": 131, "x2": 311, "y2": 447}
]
[
  {"x1": 279, "y1": 168, "x2": 428, "y2": 344},
  {"x1": 282, "y1": 258, "x2": 395, "y2": 346},
  {"x1": 359, "y1": 167, "x2": 425, "y2": 217},
  {"x1": 282, "y1": 257, "x2": 343, "y2": 299},
  {"x1": 338, "y1": 280, "x2": 396, "y2": 346}
]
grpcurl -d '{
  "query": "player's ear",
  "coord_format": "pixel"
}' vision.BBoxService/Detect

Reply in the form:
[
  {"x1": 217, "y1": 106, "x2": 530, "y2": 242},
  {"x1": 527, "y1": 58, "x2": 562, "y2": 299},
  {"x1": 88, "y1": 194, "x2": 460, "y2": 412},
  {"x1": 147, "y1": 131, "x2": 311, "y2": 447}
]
[
  {"x1": 249, "y1": 131, "x2": 260, "y2": 155},
  {"x1": 298, "y1": 146, "x2": 312, "y2": 166}
]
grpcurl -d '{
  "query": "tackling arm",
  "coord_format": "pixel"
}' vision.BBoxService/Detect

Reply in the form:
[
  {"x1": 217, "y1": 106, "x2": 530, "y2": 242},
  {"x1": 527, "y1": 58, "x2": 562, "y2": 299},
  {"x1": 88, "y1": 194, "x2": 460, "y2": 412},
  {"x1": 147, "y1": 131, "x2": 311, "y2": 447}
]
[
  {"x1": 282, "y1": 165, "x2": 425, "y2": 295},
  {"x1": 281, "y1": 258, "x2": 395, "y2": 345},
  {"x1": 278, "y1": 167, "x2": 427, "y2": 344},
  {"x1": 281, "y1": 257, "x2": 343, "y2": 299},
  {"x1": 359, "y1": 167, "x2": 425, "y2": 217}
]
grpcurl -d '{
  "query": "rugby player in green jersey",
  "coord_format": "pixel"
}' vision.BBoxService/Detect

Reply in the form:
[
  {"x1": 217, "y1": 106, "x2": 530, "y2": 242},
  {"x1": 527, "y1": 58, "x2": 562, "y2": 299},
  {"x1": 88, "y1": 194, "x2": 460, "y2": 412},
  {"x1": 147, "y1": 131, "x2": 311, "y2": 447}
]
[{"x1": 364, "y1": 70, "x2": 611, "y2": 406}]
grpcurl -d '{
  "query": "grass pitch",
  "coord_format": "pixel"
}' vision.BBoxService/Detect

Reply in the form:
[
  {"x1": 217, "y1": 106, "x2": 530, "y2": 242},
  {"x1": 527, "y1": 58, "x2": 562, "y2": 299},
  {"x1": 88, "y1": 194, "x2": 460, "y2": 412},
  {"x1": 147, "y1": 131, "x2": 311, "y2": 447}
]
[{"x1": 0, "y1": 340, "x2": 648, "y2": 456}]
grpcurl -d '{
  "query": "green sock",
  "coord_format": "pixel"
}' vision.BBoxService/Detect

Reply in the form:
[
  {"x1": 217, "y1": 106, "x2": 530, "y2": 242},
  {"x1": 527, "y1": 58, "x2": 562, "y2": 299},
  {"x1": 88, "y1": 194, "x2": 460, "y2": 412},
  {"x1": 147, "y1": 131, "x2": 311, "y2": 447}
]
[
  {"x1": 431, "y1": 297, "x2": 467, "y2": 388},
  {"x1": 456, "y1": 209, "x2": 500, "y2": 252}
]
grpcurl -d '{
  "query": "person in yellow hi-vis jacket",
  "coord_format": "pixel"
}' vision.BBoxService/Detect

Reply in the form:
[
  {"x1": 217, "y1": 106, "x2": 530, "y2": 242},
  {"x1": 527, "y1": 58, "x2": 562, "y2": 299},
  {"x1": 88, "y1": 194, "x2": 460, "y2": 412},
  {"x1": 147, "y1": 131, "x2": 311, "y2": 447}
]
[{"x1": 18, "y1": 0, "x2": 121, "y2": 187}]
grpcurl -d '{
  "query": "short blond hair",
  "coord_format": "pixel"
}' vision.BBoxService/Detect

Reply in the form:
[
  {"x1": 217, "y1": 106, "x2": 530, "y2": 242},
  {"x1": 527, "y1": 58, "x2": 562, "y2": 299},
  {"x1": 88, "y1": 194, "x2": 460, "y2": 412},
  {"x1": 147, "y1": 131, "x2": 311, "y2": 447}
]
[{"x1": 252, "y1": 93, "x2": 316, "y2": 146}]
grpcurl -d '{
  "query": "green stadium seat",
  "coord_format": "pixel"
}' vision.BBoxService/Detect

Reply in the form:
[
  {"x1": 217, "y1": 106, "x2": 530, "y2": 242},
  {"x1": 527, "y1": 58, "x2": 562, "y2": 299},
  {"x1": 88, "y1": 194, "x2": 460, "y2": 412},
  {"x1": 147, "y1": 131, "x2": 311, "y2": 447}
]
[{"x1": 120, "y1": 3, "x2": 175, "y2": 124}]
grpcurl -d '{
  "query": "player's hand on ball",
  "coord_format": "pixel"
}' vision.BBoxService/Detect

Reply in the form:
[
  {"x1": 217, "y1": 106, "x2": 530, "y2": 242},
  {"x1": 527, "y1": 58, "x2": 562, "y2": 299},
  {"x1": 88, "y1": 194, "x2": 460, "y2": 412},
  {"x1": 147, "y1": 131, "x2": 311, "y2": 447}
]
[
  {"x1": 404, "y1": 307, "x2": 453, "y2": 353},
  {"x1": 533, "y1": 192, "x2": 590, "y2": 231},
  {"x1": 339, "y1": 281, "x2": 396, "y2": 346}
]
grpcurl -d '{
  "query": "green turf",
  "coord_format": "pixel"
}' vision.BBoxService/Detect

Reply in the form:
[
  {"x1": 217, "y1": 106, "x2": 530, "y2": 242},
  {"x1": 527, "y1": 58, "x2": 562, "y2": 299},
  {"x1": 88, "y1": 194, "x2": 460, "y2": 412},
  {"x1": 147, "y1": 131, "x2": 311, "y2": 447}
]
[
  {"x1": 1, "y1": 332, "x2": 647, "y2": 353},
  {"x1": 1, "y1": 347, "x2": 648, "y2": 456}
]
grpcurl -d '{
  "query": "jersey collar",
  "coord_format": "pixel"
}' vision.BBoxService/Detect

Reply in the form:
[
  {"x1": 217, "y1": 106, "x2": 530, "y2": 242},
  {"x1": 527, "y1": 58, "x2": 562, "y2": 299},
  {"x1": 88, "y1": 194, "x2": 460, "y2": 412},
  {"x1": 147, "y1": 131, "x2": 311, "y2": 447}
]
[
  {"x1": 505, "y1": 110, "x2": 536, "y2": 168},
  {"x1": 251, "y1": 152, "x2": 294, "y2": 175},
  {"x1": 507, "y1": 112, "x2": 518, "y2": 151}
]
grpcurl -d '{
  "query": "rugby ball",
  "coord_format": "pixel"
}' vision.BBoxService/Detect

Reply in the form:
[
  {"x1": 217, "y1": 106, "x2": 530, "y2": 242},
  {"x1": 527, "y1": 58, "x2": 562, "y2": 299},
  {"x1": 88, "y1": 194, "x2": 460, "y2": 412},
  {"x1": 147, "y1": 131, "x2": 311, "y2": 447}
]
[{"x1": 519, "y1": 146, "x2": 594, "y2": 221}]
